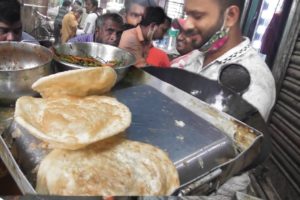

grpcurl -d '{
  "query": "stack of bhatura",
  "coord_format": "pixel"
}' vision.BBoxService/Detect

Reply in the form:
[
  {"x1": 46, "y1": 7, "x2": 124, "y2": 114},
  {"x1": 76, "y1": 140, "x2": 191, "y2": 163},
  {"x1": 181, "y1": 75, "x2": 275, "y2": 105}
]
[{"x1": 14, "y1": 67, "x2": 180, "y2": 196}]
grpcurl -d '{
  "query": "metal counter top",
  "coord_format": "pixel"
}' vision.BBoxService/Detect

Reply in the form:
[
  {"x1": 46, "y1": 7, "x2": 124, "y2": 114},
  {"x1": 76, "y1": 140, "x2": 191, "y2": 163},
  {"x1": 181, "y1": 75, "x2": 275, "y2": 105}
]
[{"x1": 0, "y1": 67, "x2": 264, "y2": 195}]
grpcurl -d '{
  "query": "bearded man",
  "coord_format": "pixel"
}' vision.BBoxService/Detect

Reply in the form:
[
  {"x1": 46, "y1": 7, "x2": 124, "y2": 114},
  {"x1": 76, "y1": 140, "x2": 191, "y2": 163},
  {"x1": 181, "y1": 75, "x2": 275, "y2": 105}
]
[{"x1": 181, "y1": 0, "x2": 276, "y2": 121}]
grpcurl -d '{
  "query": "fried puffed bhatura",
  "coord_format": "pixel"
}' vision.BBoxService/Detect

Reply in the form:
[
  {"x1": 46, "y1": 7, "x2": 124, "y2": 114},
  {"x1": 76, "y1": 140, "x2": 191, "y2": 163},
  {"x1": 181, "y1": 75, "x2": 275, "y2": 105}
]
[
  {"x1": 32, "y1": 67, "x2": 117, "y2": 98},
  {"x1": 15, "y1": 95, "x2": 132, "y2": 150},
  {"x1": 36, "y1": 137, "x2": 179, "y2": 195},
  {"x1": 14, "y1": 66, "x2": 180, "y2": 195}
]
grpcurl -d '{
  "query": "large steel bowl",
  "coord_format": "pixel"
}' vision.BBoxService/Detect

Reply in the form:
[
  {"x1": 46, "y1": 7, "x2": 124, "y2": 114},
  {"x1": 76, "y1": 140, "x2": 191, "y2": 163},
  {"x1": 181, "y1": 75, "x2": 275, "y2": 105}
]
[
  {"x1": 0, "y1": 42, "x2": 54, "y2": 105},
  {"x1": 52, "y1": 42, "x2": 136, "y2": 82}
]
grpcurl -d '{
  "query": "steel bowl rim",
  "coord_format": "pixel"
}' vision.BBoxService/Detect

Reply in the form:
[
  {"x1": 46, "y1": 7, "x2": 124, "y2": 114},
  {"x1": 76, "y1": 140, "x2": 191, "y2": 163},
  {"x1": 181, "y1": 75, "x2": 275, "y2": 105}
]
[
  {"x1": 53, "y1": 42, "x2": 136, "y2": 69},
  {"x1": 0, "y1": 41, "x2": 54, "y2": 72}
]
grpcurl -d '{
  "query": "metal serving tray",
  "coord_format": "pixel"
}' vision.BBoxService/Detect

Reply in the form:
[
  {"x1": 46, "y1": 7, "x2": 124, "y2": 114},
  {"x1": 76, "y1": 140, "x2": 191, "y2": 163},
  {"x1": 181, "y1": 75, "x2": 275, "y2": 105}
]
[{"x1": 0, "y1": 67, "x2": 263, "y2": 195}]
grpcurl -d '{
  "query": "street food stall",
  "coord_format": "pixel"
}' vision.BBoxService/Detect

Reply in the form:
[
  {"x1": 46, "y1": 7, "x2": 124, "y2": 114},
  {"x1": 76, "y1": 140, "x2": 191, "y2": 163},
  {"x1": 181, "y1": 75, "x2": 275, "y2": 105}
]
[
  {"x1": 0, "y1": 42, "x2": 268, "y2": 196},
  {"x1": 2, "y1": 0, "x2": 300, "y2": 198}
]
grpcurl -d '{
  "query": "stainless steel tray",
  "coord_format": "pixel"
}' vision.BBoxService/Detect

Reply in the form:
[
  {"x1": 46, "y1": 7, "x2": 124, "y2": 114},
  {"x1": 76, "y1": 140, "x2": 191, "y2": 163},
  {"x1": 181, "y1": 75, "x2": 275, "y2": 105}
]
[{"x1": 0, "y1": 67, "x2": 263, "y2": 195}]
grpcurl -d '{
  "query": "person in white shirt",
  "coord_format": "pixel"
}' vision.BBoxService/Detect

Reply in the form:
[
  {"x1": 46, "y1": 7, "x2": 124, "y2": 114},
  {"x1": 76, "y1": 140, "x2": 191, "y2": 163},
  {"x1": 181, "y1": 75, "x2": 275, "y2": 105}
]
[
  {"x1": 175, "y1": 2, "x2": 276, "y2": 198},
  {"x1": 180, "y1": 0, "x2": 276, "y2": 121},
  {"x1": 77, "y1": 0, "x2": 98, "y2": 35}
]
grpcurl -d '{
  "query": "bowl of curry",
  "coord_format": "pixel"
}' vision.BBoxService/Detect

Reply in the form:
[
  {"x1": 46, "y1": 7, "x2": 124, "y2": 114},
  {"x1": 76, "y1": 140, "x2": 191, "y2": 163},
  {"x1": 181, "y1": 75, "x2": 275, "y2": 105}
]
[{"x1": 52, "y1": 42, "x2": 136, "y2": 82}]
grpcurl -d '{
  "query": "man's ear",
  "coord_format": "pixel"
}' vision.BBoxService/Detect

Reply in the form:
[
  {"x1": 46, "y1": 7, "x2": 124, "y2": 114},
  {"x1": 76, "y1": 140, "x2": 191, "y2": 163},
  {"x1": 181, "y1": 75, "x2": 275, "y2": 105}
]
[
  {"x1": 94, "y1": 28, "x2": 98, "y2": 34},
  {"x1": 149, "y1": 22, "x2": 157, "y2": 29},
  {"x1": 150, "y1": 23, "x2": 158, "y2": 32},
  {"x1": 96, "y1": 27, "x2": 102, "y2": 33},
  {"x1": 153, "y1": 25, "x2": 158, "y2": 32},
  {"x1": 225, "y1": 5, "x2": 240, "y2": 27}
]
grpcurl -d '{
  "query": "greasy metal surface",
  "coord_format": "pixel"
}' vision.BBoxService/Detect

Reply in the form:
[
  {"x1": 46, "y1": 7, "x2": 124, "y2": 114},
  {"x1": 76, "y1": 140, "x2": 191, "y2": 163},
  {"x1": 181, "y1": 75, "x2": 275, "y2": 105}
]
[
  {"x1": 0, "y1": 119, "x2": 35, "y2": 194},
  {"x1": 143, "y1": 67, "x2": 270, "y2": 168},
  {"x1": 12, "y1": 124, "x2": 50, "y2": 187},
  {"x1": 142, "y1": 67, "x2": 259, "y2": 122},
  {"x1": 0, "y1": 67, "x2": 263, "y2": 195},
  {"x1": 113, "y1": 85, "x2": 236, "y2": 184},
  {"x1": 119, "y1": 68, "x2": 263, "y2": 194}
]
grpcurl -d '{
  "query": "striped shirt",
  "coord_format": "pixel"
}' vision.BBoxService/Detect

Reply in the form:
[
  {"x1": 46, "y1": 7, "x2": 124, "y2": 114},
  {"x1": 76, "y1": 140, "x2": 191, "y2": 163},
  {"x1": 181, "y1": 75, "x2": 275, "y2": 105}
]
[{"x1": 54, "y1": 6, "x2": 69, "y2": 26}]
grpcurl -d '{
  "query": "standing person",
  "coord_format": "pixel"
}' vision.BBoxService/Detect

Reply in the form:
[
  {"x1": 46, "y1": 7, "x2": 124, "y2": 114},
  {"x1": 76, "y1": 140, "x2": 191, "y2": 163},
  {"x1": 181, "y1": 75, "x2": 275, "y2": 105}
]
[
  {"x1": 170, "y1": 18, "x2": 199, "y2": 69},
  {"x1": 0, "y1": 0, "x2": 22, "y2": 42},
  {"x1": 183, "y1": 0, "x2": 276, "y2": 121},
  {"x1": 146, "y1": 16, "x2": 172, "y2": 68},
  {"x1": 173, "y1": 19, "x2": 194, "y2": 56},
  {"x1": 0, "y1": 0, "x2": 38, "y2": 43},
  {"x1": 77, "y1": 0, "x2": 98, "y2": 35},
  {"x1": 68, "y1": 13, "x2": 124, "y2": 46},
  {"x1": 123, "y1": 0, "x2": 157, "y2": 28},
  {"x1": 53, "y1": 0, "x2": 72, "y2": 44},
  {"x1": 118, "y1": 6, "x2": 167, "y2": 67},
  {"x1": 60, "y1": 5, "x2": 83, "y2": 43},
  {"x1": 124, "y1": 0, "x2": 146, "y2": 27}
]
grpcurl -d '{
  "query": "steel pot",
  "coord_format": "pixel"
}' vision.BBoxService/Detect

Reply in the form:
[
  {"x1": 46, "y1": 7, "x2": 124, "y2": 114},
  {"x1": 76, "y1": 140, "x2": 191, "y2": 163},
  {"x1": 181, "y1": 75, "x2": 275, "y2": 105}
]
[
  {"x1": 0, "y1": 42, "x2": 54, "y2": 105},
  {"x1": 52, "y1": 42, "x2": 136, "y2": 82}
]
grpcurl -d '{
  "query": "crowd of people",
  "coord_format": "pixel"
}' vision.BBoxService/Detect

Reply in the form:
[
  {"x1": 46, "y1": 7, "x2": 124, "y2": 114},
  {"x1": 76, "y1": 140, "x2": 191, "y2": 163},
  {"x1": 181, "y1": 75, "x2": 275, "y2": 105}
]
[{"x1": 0, "y1": 0, "x2": 276, "y2": 126}]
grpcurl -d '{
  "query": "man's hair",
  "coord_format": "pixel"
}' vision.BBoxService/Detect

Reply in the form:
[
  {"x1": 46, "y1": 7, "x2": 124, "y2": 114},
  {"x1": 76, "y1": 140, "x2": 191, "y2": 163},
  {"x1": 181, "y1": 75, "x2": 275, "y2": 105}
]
[
  {"x1": 62, "y1": 0, "x2": 72, "y2": 7},
  {"x1": 96, "y1": 13, "x2": 124, "y2": 28},
  {"x1": 124, "y1": 0, "x2": 157, "y2": 13},
  {"x1": 217, "y1": 0, "x2": 245, "y2": 15},
  {"x1": 140, "y1": 6, "x2": 166, "y2": 26},
  {"x1": 165, "y1": 16, "x2": 172, "y2": 25},
  {"x1": 74, "y1": 0, "x2": 82, "y2": 7},
  {"x1": 72, "y1": 5, "x2": 83, "y2": 14},
  {"x1": 86, "y1": 0, "x2": 98, "y2": 7},
  {"x1": 0, "y1": 0, "x2": 21, "y2": 24},
  {"x1": 119, "y1": 8, "x2": 126, "y2": 15}
]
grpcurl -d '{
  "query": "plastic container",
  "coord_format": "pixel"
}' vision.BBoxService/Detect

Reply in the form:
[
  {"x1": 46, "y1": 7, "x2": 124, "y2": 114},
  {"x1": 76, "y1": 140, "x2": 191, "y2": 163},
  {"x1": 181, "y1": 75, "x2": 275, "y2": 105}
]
[{"x1": 166, "y1": 28, "x2": 179, "y2": 54}]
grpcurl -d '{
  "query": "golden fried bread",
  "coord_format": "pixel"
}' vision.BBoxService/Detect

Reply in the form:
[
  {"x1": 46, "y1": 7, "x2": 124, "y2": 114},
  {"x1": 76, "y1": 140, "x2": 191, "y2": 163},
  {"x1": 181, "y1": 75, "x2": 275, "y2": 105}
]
[
  {"x1": 32, "y1": 67, "x2": 117, "y2": 98},
  {"x1": 15, "y1": 96, "x2": 131, "y2": 150},
  {"x1": 36, "y1": 137, "x2": 179, "y2": 195}
]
